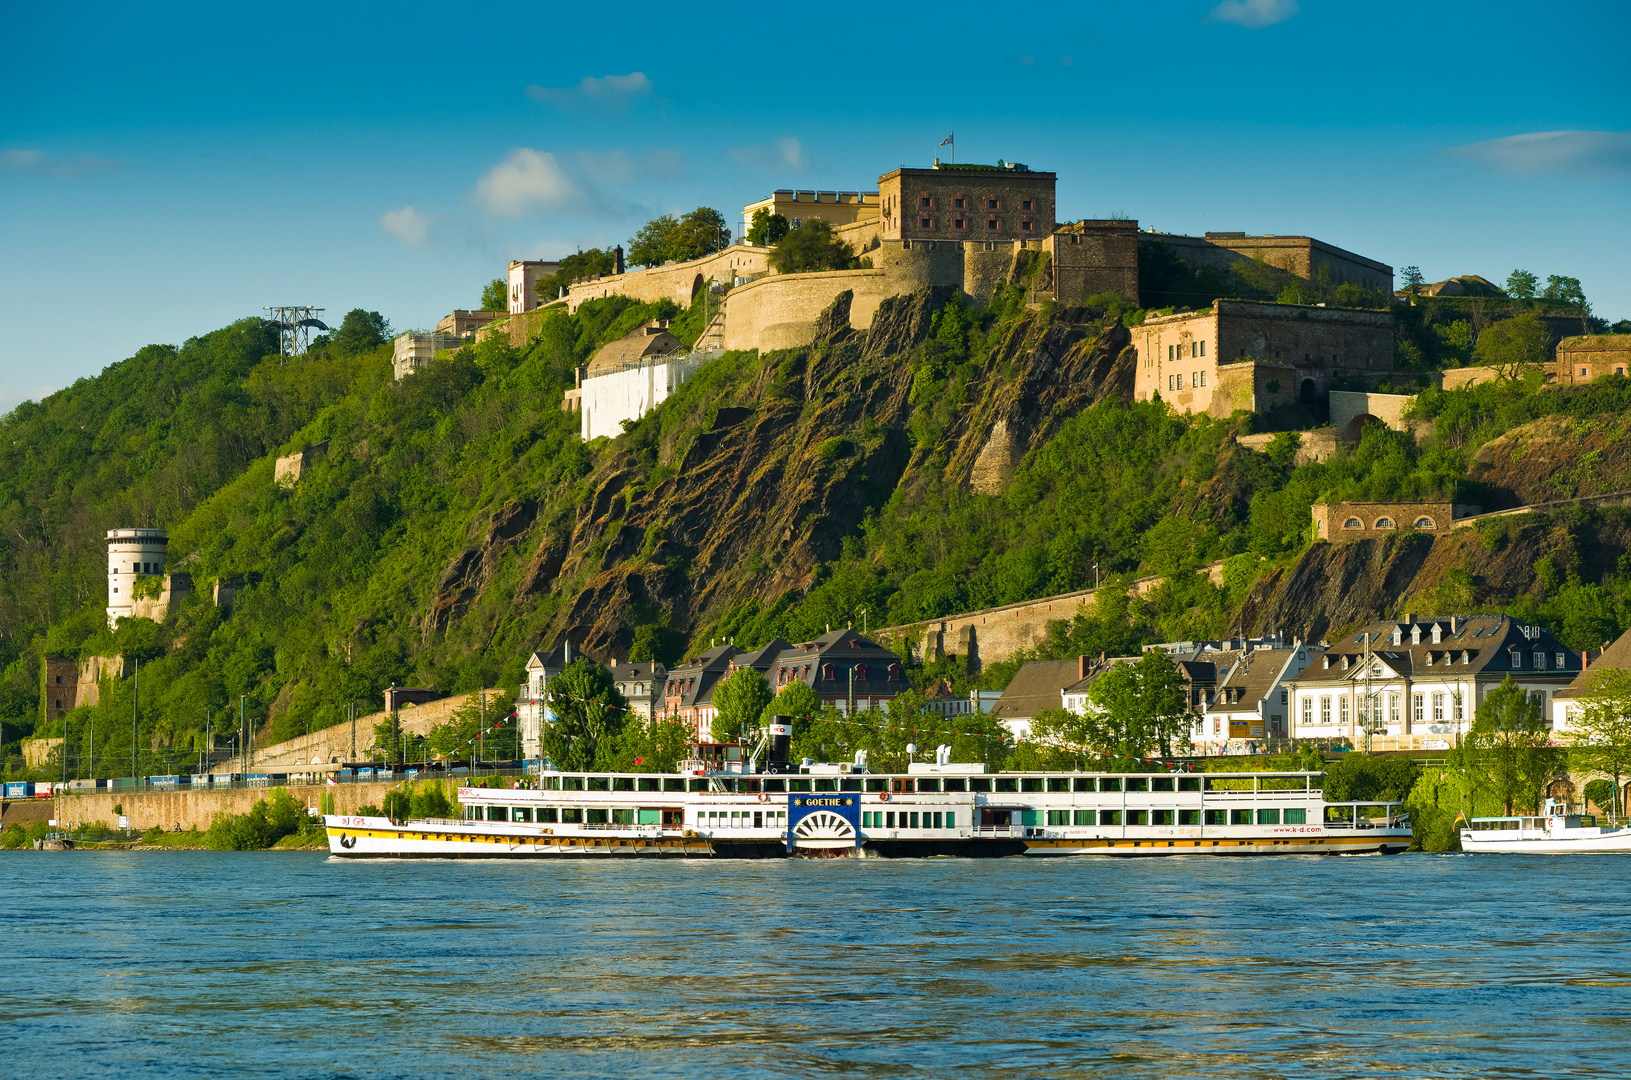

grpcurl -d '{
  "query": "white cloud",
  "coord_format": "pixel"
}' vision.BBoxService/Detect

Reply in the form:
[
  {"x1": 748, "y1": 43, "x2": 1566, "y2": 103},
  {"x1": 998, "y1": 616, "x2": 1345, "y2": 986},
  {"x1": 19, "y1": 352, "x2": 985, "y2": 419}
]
[
  {"x1": 474, "y1": 149, "x2": 580, "y2": 217},
  {"x1": 1452, "y1": 130, "x2": 1631, "y2": 178},
  {"x1": 1205, "y1": 0, "x2": 1299, "y2": 28},
  {"x1": 380, "y1": 205, "x2": 430, "y2": 246},
  {"x1": 1, "y1": 148, "x2": 120, "y2": 176},
  {"x1": 731, "y1": 137, "x2": 807, "y2": 174},
  {"x1": 525, "y1": 72, "x2": 653, "y2": 110}
]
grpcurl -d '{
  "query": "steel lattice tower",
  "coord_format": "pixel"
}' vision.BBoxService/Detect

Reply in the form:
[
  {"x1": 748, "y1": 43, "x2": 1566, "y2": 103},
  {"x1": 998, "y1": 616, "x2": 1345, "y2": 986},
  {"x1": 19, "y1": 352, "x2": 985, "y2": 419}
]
[{"x1": 263, "y1": 306, "x2": 328, "y2": 356}]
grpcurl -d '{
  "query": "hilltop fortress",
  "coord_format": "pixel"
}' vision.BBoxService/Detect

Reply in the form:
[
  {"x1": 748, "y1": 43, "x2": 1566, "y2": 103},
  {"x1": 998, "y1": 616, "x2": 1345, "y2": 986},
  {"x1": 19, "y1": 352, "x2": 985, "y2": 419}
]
[{"x1": 466, "y1": 158, "x2": 1396, "y2": 439}]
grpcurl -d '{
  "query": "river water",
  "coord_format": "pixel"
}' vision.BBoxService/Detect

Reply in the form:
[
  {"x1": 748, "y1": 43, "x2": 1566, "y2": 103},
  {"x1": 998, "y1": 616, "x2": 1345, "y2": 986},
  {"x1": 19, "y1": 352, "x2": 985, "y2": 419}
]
[{"x1": 2, "y1": 852, "x2": 1628, "y2": 1078}]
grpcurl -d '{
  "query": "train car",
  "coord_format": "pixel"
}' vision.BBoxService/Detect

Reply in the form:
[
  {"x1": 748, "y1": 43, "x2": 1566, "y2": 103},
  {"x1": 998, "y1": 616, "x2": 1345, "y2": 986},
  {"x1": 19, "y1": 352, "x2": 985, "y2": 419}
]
[
  {"x1": 4, "y1": 781, "x2": 33, "y2": 799},
  {"x1": 33, "y1": 782, "x2": 54, "y2": 798}
]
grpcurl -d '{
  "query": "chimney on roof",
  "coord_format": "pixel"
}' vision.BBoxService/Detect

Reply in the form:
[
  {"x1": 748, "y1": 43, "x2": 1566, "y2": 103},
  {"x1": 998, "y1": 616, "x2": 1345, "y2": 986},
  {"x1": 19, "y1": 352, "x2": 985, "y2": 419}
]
[
  {"x1": 1451, "y1": 615, "x2": 1458, "y2": 635},
  {"x1": 1079, "y1": 655, "x2": 1088, "y2": 680}
]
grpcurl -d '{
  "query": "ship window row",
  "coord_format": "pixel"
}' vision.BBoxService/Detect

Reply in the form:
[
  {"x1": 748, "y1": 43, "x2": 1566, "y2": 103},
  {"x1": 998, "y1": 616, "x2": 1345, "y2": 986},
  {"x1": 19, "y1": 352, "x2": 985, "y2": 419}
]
[
  {"x1": 861, "y1": 811, "x2": 954, "y2": 829},
  {"x1": 1036, "y1": 807, "x2": 1309, "y2": 826},
  {"x1": 524, "y1": 774, "x2": 1285, "y2": 795},
  {"x1": 703, "y1": 810, "x2": 786, "y2": 829}
]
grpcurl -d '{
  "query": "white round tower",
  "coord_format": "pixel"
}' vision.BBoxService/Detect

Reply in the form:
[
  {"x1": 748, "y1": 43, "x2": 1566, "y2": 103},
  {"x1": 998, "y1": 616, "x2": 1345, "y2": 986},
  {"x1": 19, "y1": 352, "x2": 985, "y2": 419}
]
[{"x1": 107, "y1": 528, "x2": 169, "y2": 628}]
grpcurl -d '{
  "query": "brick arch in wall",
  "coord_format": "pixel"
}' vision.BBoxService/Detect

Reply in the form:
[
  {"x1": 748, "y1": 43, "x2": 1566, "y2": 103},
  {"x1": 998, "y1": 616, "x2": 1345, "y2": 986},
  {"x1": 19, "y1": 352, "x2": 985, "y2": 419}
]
[{"x1": 1344, "y1": 412, "x2": 1382, "y2": 442}]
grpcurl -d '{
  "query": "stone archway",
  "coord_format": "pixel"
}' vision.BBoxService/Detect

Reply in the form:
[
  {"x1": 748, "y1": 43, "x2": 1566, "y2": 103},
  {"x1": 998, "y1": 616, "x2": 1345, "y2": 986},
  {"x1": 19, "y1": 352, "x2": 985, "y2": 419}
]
[
  {"x1": 1300, "y1": 378, "x2": 1318, "y2": 403},
  {"x1": 1343, "y1": 412, "x2": 1381, "y2": 442},
  {"x1": 691, "y1": 273, "x2": 706, "y2": 300},
  {"x1": 1546, "y1": 778, "x2": 1577, "y2": 803}
]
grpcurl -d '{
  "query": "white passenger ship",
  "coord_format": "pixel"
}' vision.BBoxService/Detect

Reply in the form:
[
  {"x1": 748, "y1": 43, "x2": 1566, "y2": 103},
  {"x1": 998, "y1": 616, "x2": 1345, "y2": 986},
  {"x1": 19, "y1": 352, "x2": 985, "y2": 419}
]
[
  {"x1": 325, "y1": 742, "x2": 1411, "y2": 859},
  {"x1": 1460, "y1": 799, "x2": 1631, "y2": 853}
]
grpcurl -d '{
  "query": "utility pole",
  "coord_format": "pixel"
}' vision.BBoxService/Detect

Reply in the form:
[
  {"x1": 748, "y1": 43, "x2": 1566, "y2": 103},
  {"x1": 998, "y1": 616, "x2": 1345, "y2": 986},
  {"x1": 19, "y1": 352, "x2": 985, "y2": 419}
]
[
  {"x1": 239, "y1": 695, "x2": 246, "y2": 775},
  {"x1": 349, "y1": 701, "x2": 357, "y2": 761},
  {"x1": 133, "y1": 658, "x2": 140, "y2": 786}
]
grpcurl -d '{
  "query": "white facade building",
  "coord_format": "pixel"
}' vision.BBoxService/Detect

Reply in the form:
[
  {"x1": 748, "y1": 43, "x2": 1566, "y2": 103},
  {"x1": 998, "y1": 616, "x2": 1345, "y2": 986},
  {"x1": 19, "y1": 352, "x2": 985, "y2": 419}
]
[
  {"x1": 1283, "y1": 615, "x2": 1579, "y2": 748},
  {"x1": 1198, "y1": 644, "x2": 1323, "y2": 748},
  {"x1": 106, "y1": 528, "x2": 168, "y2": 628},
  {"x1": 508, "y1": 259, "x2": 560, "y2": 314}
]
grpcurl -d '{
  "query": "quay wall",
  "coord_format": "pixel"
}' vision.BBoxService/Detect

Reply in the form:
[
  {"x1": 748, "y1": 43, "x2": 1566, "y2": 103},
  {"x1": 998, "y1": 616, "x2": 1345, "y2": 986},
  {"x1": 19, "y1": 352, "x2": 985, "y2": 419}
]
[{"x1": 38, "y1": 781, "x2": 409, "y2": 833}]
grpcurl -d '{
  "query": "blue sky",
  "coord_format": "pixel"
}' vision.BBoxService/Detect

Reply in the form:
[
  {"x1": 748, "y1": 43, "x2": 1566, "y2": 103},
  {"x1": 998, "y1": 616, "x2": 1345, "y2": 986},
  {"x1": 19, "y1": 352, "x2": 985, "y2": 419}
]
[{"x1": 3, "y1": 0, "x2": 1628, "y2": 410}]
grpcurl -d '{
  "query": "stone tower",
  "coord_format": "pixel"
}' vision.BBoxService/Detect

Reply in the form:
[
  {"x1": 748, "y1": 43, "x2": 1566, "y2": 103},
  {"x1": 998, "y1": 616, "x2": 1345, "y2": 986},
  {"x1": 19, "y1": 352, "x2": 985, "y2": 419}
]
[{"x1": 106, "y1": 528, "x2": 168, "y2": 628}]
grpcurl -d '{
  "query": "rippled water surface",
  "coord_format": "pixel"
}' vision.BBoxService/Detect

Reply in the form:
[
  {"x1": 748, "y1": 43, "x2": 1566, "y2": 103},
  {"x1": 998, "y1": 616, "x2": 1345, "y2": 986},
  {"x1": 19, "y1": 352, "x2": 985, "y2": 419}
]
[{"x1": 3, "y1": 852, "x2": 1630, "y2": 1078}]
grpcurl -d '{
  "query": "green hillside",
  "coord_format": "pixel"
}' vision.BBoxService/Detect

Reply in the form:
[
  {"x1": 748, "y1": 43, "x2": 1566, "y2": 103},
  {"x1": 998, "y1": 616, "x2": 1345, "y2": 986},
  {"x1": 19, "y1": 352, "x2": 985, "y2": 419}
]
[{"x1": 3, "y1": 287, "x2": 1630, "y2": 780}]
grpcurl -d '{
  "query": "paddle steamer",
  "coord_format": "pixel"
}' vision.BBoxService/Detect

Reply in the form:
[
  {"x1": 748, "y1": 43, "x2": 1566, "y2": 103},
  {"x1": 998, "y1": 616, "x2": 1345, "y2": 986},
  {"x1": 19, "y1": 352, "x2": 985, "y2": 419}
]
[{"x1": 325, "y1": 737, "x2": 1411, "y2": 859}]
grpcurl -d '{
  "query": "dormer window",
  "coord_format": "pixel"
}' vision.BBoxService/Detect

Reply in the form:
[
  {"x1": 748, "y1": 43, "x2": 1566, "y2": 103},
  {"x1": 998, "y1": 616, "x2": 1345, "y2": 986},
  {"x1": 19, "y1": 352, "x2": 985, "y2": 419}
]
[
  {"x1": 1431, "y1": 624, "x2": 1442, "y2": 644},
  {"x1": 1411, "y1": 625, "x2": 1421, "y2": 644},
  {"x1": 1391, "y1": 626, "x2": 1402, "y2": 645},
  {"x1": 1556, "y1": 651, "x2": 1566, "y2": 668},
  {"x1": 1510, "y1": 649, "x2": 1524, "y2": 669},
  {"x1": 1534, "y1": 652, "x2": 1546, "y2": 670}
]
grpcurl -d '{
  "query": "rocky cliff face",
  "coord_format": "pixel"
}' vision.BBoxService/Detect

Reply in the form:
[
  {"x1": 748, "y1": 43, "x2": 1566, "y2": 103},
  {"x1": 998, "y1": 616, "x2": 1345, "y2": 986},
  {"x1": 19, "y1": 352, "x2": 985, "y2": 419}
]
[
  {"x1": 1239, "y1": 511, "x2": 1631, "y2": 644},
  {"x1": 422, "y1": 291, "x2": 1137, "y2": 658},
  {"x1": 1468, "y1": 414, "x2": 1631, "y2": 509}
]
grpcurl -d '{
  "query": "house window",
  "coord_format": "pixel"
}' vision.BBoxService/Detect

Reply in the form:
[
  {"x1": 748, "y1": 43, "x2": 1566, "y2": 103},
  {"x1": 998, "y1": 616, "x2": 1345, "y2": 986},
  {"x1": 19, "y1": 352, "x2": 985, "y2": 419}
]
[
  {"x1": 1415, "y1": 516, "x2": 1437, "y2": 529},
  {"x1": 986, "y1": 218, "x2": 999, "y2": 230},
  {"x1": 1191, "y1": 372, "x2": 1199, "y2": 388},
  {"x1": 1301, "y1": 697, "x2": 1312, "y2": 726},
  {"x1": 1021, "y1": 219, "x2": 1033, "y2": 231},
  {"x1": 1453, "y1": 692, "x2": 1463, "y2": 721},
  {"x1": 1339, "y1": 697, "x2": 1350, "y2": 726},
  {"x1": 1556, "y1": 651, "x2": 1566, "y2": 668},
  {"x1": 954, "y1": 218, "x2": 966, "y2": 230},
  {"x1": 1191, "y1": 342, "x2": 1199, "y2": 358},
  {"x1": 1510, "y1": 649, "x2": 1524, "y2": 669},
  {"x1": 987, "y1": 198, "x2": 998, "y2": 210},
  {"x1": 1199, "y1": 371, "x2": 1207, "y2": 387},
  {"x1": 822, "y1": 663, "x2": 835, "y2": 680},
  {"x1": 1390, "y1": 693, "x2": 1400, "y2": 726},
  {"x1": 1433, "y1": 692, "x2": 1444, "y2": 721},
  {"x1": 1534, "y1": 651, "x2": 1546, "y2": 669},
  {"x1": 1021, "y1": 199, "x2": 1032, "y2": 210},
  {"x1": 1413, "y1": 693, "x2": 1425, "y2": 723},
  {"x1": 954, "y1": 196, "x2": 965, "y2": 208},
  {"x1": 1343, "y1": 518, "x2": 1363, "y2": 529},
  {"x1": 1375, "y1": 517, "x2": 1394, "y2": 529},
  {"x1": 1200, "y1": 340, "x2": 1206, "y2": 357},
  {"x1": 1168, "y1": 345, "x2": 1175, "y2": 362},
  {"x1": 1320, "y1": 696, "x2": 1331, "y2": 724},
  {"x1": 919, "y1": 196, "x2": 931, "y2": 208}
]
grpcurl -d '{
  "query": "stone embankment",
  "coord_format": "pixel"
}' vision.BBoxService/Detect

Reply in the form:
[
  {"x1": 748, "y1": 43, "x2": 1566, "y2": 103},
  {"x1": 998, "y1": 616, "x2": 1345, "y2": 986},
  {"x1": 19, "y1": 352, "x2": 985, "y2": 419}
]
[{"x1": 40, "y1": 781, "x2": 410, "y2": 833}]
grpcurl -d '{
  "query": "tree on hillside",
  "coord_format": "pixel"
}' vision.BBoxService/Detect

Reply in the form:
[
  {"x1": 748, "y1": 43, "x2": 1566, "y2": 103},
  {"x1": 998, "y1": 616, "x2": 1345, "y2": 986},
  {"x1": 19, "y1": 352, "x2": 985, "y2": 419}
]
[
  {"x1": 480, "y1": 278, "x2": 507, "y2": 312},
  {"x1": 747, "y1": 208, "x2": 790, "y2": 247},
  {"x1": 711, "y1": 666, "x2": 772, "y2": 743},
  {"x1": 627, "y1": 214, "x2": 679, "y2": 268},
  {"x1": 332, "y1": 310, "x2": 391, "y2": 355},
  {"x1": 542, "y1": 659, "x2": 629, "y2": 770},
  {"x1": 1473, "y1": 312, "x2": 1553, "y2": 381},
  {"x1": 672, "y1": 208, "x2": 732, "y2": 262},
  {"x1": 1542, "y1": 274, "x2": 1593, "y2": 333},
  {"x1": 1506, "y1": 269, "x2": 1538, "y2": 300},
  {"x1": 1568, "y1": 667, "x2": 1631, "y2": 819},
  {"x1": 1400, "y1": 266, "x2": 1425, "y2": 298},
  {"x1": 1469, "y1": 678, "x2": 1560, "y2": 815},
  {"x1": 768, "y1": 220, "x2": 855, "y2": 275}
]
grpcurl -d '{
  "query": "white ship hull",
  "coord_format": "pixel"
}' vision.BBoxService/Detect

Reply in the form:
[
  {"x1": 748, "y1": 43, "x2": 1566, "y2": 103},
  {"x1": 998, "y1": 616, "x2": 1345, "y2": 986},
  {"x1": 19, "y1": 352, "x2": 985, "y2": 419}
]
[{"x1": 1460, "y1": 830, "x2": 1631, "y2": 853}]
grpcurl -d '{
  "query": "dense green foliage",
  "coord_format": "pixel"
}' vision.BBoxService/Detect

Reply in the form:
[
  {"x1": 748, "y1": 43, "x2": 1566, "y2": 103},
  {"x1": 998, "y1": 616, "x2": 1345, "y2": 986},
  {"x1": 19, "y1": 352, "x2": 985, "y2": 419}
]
[
  {"x1": 768, "y1": 221, "x2": 861, "y2": 274},
  {"x1": 2, "y1": 257, "x2": 1628, "y2": 782},
  {"x1": 627, "y1": 208, "x2": 732, "y2": 269},
  {"x1": 746, "y1": 208, "x2": 790, "y2": 247},
  {"x1": 535, "y1": 248, "x2": 617, "y2": 301}
]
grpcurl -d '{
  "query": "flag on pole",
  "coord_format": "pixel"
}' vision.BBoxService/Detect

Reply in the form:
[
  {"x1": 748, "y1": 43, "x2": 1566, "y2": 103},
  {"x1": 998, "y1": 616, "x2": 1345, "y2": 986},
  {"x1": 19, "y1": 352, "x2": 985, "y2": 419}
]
[{"x1": 940, "y1": 132, "x2": 953, "y2": 146}]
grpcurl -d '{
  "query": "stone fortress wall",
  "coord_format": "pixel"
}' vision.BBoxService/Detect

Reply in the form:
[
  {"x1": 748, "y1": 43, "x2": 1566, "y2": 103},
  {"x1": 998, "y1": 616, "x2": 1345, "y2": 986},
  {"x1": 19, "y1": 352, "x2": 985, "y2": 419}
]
[{"x1": 1147, "y1": 232, "x2": 1394, "y2": 293}]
